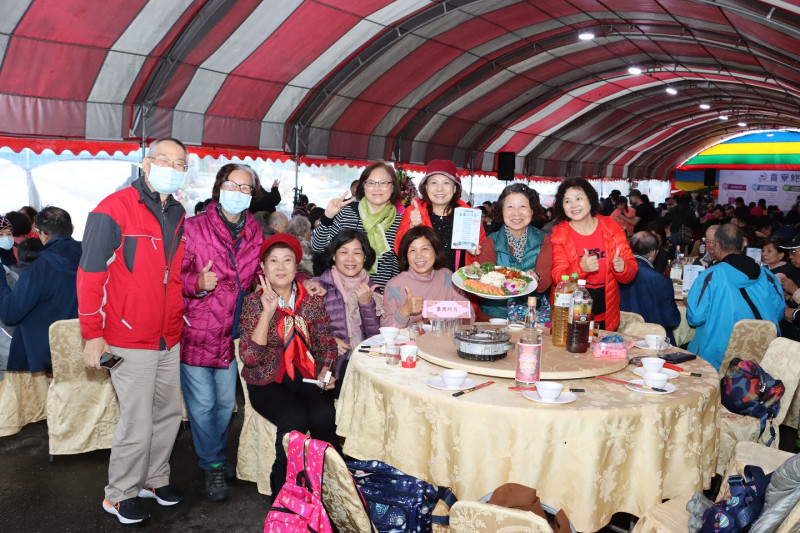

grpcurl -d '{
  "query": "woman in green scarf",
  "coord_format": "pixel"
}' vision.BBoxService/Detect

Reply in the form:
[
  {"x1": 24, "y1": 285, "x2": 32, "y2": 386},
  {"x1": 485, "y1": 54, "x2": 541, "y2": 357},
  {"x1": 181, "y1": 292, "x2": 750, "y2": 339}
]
[{"x1": 310, "y1": 162, "x2": 401, "y2": 291}]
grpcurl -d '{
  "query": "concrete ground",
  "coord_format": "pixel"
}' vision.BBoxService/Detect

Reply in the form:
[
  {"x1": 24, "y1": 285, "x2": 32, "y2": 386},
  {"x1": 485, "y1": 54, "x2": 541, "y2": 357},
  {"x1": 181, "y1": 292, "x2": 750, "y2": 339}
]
[{"x1": 1, "y1": 396, "x2": 797, "y2": 532}]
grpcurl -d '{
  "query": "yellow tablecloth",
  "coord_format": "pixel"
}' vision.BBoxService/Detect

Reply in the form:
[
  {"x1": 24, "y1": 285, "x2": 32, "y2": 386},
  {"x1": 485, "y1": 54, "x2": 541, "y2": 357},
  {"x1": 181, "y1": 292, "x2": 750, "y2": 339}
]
[{"x1": 336, "y1": 345, "x2": 720, "y2": 532}]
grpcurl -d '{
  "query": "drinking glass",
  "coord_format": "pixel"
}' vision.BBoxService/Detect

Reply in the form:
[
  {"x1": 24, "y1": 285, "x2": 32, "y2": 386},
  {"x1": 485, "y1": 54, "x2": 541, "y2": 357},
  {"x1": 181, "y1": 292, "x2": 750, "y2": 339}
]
[{"x1": 385, "y1": 343, "x2": 400, "y2": 365}]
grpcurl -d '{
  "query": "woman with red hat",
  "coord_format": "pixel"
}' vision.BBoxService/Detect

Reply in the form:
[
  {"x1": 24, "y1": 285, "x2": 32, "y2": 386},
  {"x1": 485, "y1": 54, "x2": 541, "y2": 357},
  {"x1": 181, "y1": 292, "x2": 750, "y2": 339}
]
[
  {"x1": 238, "y1": 233, "x2": 340, "y2": 495},
  {"x1": 394, "y1": 159, "x2": 487, "y2": 272}
]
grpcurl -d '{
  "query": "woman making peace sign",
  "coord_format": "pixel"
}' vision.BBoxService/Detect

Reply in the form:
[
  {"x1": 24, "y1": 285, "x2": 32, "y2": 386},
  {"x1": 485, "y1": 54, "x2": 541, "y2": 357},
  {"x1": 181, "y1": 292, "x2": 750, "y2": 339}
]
[{"x1": 310, "y1": 162, "x2": 401, "y2": 291}]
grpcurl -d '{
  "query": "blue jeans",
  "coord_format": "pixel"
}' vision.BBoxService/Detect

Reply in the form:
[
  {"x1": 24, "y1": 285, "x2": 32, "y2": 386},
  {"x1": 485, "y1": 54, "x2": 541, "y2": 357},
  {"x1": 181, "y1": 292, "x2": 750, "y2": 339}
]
[{"x1": 180, "y1": 361, "x2": 238, "y2": 470}]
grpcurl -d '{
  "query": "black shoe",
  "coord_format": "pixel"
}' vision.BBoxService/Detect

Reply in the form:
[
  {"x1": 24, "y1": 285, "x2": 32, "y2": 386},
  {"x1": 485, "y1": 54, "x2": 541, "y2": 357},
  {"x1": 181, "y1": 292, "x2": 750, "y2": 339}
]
[
  {"x1": 223, "y1": 462, "x2": 236, "y2": 481},
  {"x1": 205, "y1": 466, "x2": 229, "y2": 502},
  {"x1": 103, "y1": 498, "x2": 151, "y2": 524},
  {"x1": 138, "y1": 485, "x2": 183, "y2": 506}
]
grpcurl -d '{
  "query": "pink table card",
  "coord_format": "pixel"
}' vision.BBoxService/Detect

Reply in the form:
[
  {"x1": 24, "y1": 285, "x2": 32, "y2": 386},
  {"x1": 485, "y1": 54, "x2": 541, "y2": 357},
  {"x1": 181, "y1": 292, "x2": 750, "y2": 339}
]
[{"x1": 423, "y1": 300, "x2": 471, "y2": 319}]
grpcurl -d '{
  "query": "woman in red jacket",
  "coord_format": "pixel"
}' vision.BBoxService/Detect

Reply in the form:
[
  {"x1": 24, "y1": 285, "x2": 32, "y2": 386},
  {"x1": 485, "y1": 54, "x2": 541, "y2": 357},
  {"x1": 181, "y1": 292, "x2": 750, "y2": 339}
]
[
  {"x1": 394, "y1": 160, "x2": 486, "y2": 272},
  {"x1": 549, "y1": 178, "x2": 637, "y2": 331}
]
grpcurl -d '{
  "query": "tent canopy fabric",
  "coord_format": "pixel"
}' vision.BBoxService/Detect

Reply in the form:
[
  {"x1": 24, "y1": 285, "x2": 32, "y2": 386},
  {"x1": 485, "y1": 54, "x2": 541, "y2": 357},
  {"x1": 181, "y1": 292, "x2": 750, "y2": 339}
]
[{"x1": 2, "y1": 0, "x2": 800, "y2": 179}]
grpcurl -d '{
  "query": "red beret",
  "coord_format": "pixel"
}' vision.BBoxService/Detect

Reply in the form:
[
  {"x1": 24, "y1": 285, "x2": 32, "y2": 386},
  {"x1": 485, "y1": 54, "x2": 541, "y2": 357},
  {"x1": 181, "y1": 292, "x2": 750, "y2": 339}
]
[
  {"x1": 420, "y1": 159, "x2": 460, "y2": 189},
  {"x1": 259, "y1": 233, "x2": 303, "y2": 262}
]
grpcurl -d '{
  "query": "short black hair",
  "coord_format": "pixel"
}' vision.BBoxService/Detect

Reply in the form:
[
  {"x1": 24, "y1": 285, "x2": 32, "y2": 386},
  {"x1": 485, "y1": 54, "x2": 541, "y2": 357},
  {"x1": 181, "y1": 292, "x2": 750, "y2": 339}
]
[
  {"x1": 35, "y1": 206, "x2": 72, "y2": 237},
  {"x1": 396, "y1": 226, "x2": 446, "y2": 272},
  {"x1": 491, "y1": 182, "x2": 543, "y2": 226},
  {"x1": 551, "y1": 178, "x2": 600, "y2": 222},
  {"x1": 312, "y1": 228, "x2": 376, "y2": 276},
  {"x1": 4, "y1": 211, "x2": 32, "y2": 236},
  {"x1": 716, "y1": 223, "x2": 744, "y2": 253},
  {"x1": 17, "y1": 237, "x2": 43, "y2": 263},
  {"x1": 354, "y1": 162, "x2": 401, "y2": 205}
]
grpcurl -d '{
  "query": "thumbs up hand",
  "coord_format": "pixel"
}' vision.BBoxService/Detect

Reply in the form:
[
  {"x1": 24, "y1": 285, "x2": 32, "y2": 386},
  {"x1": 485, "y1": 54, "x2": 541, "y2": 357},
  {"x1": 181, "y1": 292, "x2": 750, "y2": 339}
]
[
  {"x1": 399, "y1": 286, "x2": 424, "y2": 318},
  {"x1": 197, "y1": 259, "x2": 218, "y2": 291},
  {"x1": 612, "y1": 247, "x2": 625, "y2": 273},
  {"x1": 409, "y1": 198, "x2": 423, "y2": 228},
  {"x1": 580, "y1": 248, "x2": 600, "y2": 273}
]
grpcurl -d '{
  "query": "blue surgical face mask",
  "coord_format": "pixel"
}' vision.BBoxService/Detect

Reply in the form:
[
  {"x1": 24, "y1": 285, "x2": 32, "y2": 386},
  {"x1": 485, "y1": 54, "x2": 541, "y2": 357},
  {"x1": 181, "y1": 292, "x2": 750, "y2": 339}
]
[
  {"x1": 146, "y1": 163, "x2": 185, "y2": 195},
  {"x1": 219, "y1": 190, "x2": 251, "y2": 215},
  {"x1": 0, "y1": 236, "x2": 13, "y2": 250}
]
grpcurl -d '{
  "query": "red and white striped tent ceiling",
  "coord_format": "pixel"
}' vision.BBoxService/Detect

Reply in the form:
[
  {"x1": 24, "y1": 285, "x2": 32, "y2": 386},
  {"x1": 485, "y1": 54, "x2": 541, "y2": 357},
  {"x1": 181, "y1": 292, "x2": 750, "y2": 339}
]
[{"x1": 2, "y1": 0, "x2": 800, "y2": 179}]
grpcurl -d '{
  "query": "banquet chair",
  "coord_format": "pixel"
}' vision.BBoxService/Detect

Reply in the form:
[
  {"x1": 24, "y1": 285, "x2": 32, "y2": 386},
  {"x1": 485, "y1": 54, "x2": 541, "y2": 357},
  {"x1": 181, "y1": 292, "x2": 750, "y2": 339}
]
[
  {"x1": 0, "y1": 371, "x2": 50, "y2": 437},
  {"x1": 717, "y1": 319, "x2": 777, "y2": 378},
  {"x1": 449, "y1": 501, "x2": 553, "y2": 533},
  {"x1": 716, "y1": 337, "x2": 800, "y2": 474},
  {"x1": 46, "y1": 319, "x2": 120, "y2": 456},
  {"x1": 277, "y1": 433, "x2": 377, "y2": 533},
  {"x1": 619, "y1": 322, "x2": 667, "y2": 338},
  {"x1": 631, "y1": 441, "x2": 798, "y2": 533},
  {"x1": 234, "y1": 339, "x2": 278, "y2": 495},
  {"x1": 618, "y1": 311, "x2": 644, "y2": 334}
]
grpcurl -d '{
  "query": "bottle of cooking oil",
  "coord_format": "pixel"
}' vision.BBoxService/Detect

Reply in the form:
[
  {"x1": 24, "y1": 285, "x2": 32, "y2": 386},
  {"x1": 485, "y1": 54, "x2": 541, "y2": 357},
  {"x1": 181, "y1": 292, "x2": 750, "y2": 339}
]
[{"x1": 551, "y1": 275, "x2": 571, "y2": 347}]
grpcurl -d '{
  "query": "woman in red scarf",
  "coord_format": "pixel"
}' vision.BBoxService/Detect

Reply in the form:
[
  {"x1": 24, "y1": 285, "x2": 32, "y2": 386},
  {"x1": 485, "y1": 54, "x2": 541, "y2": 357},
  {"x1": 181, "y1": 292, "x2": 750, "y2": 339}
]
[{"x1": 238, "y1": 233, "x2": 339, "y2": 494}]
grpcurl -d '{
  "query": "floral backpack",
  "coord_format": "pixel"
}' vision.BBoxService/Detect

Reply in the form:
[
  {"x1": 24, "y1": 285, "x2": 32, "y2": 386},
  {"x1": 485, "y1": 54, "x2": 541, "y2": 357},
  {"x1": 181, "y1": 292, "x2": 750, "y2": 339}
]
[
  {"x1": 721, "y1": 358, "x2": 785, "y2": 446},
  {"x1": 264, "y1": 432, "x2": 334, "y2": 533}
]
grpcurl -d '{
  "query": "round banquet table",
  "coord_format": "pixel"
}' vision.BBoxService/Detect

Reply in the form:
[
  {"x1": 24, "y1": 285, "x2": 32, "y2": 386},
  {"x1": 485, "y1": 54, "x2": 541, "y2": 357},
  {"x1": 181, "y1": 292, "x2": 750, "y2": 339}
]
[{"x1": 335, "y1": 330, "x2": 720, "y2": 533}]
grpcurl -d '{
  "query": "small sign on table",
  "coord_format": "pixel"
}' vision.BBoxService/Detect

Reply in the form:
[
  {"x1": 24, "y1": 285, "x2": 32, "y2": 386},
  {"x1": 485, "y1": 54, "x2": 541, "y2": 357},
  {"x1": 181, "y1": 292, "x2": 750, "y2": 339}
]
[{"x1": 423, "y1": 300, "x2": 472, "y2": 319}]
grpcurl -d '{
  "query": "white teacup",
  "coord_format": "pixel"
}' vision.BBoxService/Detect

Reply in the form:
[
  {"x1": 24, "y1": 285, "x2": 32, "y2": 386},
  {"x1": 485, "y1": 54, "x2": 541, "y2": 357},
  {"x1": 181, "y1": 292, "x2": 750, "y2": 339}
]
[
  {"x1": 489, "y1": 318, "x2": 508, "y2": 326},
  {"x1": 535, "y1": 381, "x2": 563, "y2": 401},
  {"x1": 641, "y1": 357, "x2": 665, "y2": 374},
  {"x1": 440, "y1": 369, "x2": 468, "y2": 388},
  {"x1": 399, "y1": 345, "x2": 418, "y2": 362},
  {"x1": 379, "y1": 327, "x2": 399, "y2": 343},
  {"x1": 644, "y1": 334, "x2": 666, "y2": 349},
  {"x1": 643, "y1": 372, "x2": 668, "y2": 389}
]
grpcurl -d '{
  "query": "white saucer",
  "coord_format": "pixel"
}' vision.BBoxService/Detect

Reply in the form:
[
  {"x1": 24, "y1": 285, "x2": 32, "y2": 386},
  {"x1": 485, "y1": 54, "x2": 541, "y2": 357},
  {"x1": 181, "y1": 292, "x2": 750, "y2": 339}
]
[
  {"x1": 489, "y1": 318, "x2": 508, "y2": 326},
  {"x1": 625, "y1": 379, "x2": 676, "y2": 395},
  {"x1": 633, "y1": 367, "x2": 679, "y2": 379},
  {"x1": 522, "y1": 390, "x2": 577, "y2": 404},
  {"x1": 634, "y1": 340, "x2": 670, "y2": 351},
  {"x1": 426, "y1": 377, "x2": 477, "y2": 391},
  {"x1": 365, "y1": 334, "x2": 410, "y2": 346},
  {"x1": 506, "y1": 324, "x2": 524, "y2": 330}
]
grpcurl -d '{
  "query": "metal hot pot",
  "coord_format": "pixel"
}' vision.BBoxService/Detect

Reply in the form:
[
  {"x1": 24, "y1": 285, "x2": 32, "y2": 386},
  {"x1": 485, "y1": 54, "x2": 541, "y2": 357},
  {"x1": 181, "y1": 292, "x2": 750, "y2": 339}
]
[{"x1": 452, "y1": 327, "x2": 513, "y2": 361}]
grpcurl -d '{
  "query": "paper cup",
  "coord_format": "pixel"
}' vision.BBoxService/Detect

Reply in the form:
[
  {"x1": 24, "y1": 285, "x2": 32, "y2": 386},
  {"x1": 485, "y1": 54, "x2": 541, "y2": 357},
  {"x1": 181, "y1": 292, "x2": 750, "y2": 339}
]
[{"x1": 400, "y1": 345, "x2": 418, "y2": 362}]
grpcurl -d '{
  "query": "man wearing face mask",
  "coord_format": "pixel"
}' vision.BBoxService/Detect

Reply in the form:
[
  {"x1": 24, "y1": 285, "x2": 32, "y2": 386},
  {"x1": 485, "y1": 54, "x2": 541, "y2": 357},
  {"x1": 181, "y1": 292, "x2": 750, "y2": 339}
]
[
  {"x1": 179, "y1": 163, "x2": 263, "y2": 502},
  {"x1": 77, "y1": 137, "x2": 188, "y2": 525}
]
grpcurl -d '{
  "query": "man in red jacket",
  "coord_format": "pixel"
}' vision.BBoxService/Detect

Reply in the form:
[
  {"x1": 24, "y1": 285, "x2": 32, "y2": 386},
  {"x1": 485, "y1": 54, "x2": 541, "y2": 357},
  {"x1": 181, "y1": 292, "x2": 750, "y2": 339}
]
[{"x1": 77, "y1": 137, "x2": 188, "y2": 525}]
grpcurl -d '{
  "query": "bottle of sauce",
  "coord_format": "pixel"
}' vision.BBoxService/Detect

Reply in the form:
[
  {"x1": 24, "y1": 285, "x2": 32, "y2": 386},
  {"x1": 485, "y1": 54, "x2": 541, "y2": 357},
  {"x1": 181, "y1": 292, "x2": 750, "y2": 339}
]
[
  {"x1": 551, "y1": 275, "x2": 572, "y2": 347},
  {"x1": 567, "y1": 280, "x2": 593, "y2": 353},
  {"x1": 516, "y1": 297, "x2": 541, "y2": 383}
]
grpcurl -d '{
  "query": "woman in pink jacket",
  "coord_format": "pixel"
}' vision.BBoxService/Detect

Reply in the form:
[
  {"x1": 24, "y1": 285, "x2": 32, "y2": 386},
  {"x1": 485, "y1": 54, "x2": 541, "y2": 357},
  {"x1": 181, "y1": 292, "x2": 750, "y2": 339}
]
[{"x1": 180, "y1": 164, "x2": 263, "y2": 502}]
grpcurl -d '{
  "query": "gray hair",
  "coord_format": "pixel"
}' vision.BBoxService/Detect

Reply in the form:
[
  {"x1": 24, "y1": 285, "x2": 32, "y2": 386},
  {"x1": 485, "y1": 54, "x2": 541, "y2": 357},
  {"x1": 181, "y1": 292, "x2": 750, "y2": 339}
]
[
  {"x1": 715, "y1": 223, "x2": 744, "y2": 253},
  {"x1": 286, "y1": 215, "x2": 311, "y2": 238},
  {"x1": 146, "y1": 137, "x2": 188, "y2": 158},
  {"x1": 629, "y1": 231, "x2": 659, "y2": 256}
]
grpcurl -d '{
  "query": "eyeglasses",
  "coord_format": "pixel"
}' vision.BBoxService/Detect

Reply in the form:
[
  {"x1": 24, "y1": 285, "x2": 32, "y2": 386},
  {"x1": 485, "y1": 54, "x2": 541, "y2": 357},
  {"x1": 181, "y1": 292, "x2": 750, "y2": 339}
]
[
  {"x1": 221, "y1": 180, "x2": 253, "y2": 195},
  {"x1": 148, "y1": 156, "x2": 188, "y2": 172},
  {"x1": 365, "y1": 180, "x2": 393, "y2": 189},
  {"x1": 790, "y1": 248, "x2": 800, "y2": 255}
]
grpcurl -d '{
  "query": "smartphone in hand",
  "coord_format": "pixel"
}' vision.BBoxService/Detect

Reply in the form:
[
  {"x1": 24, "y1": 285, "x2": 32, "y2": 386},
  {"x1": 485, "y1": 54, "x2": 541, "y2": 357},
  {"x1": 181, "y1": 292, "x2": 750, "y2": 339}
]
[{"x1": 99, "y1": 352, "x2": 124, "y2": 370}]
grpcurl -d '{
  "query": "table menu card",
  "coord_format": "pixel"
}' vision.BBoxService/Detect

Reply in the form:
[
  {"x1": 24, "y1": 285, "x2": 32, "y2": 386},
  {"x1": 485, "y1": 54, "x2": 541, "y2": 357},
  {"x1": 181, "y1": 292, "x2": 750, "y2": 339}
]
[{"x1": 451, "y1": 207, "x2": 482, "y2": 250}]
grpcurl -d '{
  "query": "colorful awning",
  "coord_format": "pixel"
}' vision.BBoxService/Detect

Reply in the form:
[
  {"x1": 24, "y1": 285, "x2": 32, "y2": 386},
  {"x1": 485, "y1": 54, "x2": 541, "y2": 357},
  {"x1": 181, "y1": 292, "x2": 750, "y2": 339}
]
[{"x1": 678, "y1": 132, "x2": 800, "y2": 171}]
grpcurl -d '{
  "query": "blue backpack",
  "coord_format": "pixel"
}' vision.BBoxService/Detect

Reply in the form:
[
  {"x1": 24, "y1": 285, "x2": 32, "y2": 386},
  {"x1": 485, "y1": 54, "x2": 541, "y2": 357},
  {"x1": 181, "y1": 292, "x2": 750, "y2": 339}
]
[
  {"x1": 721, "y1": 358, "x2": 785, "y2": 446},
  {"x1": 347, "y1": 460, "x2": 456, "y2": 533},
  {"x1": 699, "y1": 465, "x2": 772, "y2": 533}
]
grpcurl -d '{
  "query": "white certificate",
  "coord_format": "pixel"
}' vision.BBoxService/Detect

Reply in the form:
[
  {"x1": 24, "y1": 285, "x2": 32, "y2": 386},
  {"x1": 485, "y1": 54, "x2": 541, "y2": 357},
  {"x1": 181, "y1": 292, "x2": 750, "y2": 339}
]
[{"x1": 451, "y1": 207, "x2": 482, "y2": 250}]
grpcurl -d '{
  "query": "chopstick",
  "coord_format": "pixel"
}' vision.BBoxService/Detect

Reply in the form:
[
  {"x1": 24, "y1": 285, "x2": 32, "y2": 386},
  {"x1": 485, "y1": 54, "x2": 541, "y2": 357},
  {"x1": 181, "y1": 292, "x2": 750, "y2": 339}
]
[
  {"x1": 358, "y1": 349, "x2": 385, "y2": 356},
  {"x1": 452, "y1": 381, "x2": 495, "y2": 397},
  {"x1": 508, "y1": 386, "x2": 585, "y2": 392},
  {"x1": 596, "y1": 375, "x2": 667, "y2": 393},
  {"x1": 662, "y1": 362, "x2": 701, "y2": 377}
]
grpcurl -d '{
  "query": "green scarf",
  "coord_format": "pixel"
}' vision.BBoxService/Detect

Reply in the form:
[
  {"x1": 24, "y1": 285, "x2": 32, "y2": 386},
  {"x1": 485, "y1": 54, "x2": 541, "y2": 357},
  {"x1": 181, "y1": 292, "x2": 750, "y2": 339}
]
[{"x1": 358, "y1": 198, "x2": 396, "y2": 273}]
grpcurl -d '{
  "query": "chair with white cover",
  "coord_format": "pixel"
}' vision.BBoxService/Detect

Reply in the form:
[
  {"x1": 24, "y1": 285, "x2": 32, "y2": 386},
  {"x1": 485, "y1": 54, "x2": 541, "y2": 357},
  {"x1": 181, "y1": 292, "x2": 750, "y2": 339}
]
[
  {"x1": 632, "y1": 441, "x2": 798, "y2": 533},
  {"x1": 0, "y1": 371, "x2": 50, "y2": 437},
  {"x1": 46, "y1": 319, "x2": 120, "y2": 456},
  {"x1": 618, "y1": 311, "x2": 645, "y2": 334},
  {"x1": 619, "y1": 322, "x2": 667, "y2": 338},
  {"x1": 449, "y1": 500, "x2": 553, "y2": 533},
  {"x1": 716, "y1": 337, "x2": 800, "y2": 474},
  {"x1": 717, "y1": 319, "x2": 778, "y2": 378},
  {"x1": 234, "y1": 339, "x2": 278, "y2": 495}
]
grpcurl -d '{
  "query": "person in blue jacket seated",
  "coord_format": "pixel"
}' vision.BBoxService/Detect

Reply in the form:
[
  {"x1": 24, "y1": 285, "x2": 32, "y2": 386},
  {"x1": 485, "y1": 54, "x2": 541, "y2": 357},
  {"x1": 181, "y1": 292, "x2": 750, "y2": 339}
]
[
  {"x1": 686, "y1": 223, "x2": 785, "y2": 370},
  {"x1": 619, "y1": 231, "x2": 681, "y2": 345},
  {"x1": 0, "y1": 206, "x2": 81, "y2": 373}
]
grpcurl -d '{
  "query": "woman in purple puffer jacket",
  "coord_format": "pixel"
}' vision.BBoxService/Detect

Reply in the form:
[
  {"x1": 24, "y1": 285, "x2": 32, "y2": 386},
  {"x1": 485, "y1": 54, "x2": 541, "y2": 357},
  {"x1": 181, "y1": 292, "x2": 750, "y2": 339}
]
[
  {"x1": 312, "y1": 229, "x2": 382, "y2": 387},
  {"x1": 180, "y1": 163, "x2": 263, "y2": 502}
]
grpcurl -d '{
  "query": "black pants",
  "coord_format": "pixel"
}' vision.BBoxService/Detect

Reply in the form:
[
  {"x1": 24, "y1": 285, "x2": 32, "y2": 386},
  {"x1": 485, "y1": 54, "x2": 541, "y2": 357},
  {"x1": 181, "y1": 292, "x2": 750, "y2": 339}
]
[{"x1": 247, "y1": 373, "x2": 340, "y2": 493}]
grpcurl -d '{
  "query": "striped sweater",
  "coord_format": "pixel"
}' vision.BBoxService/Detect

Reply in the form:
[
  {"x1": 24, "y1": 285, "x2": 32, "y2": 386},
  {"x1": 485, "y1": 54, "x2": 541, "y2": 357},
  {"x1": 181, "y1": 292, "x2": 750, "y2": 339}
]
[{"x1": 310, "y1": 203, "x2": 400, "y2": 292}]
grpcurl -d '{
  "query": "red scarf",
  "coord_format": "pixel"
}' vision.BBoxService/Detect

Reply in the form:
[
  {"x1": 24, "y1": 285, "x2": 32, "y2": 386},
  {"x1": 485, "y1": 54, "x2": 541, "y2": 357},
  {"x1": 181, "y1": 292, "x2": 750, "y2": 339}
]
[{"x1": 275, "y1": 282, "x2": 316, "y2": 380}]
